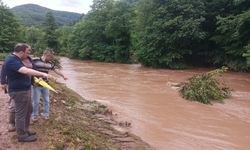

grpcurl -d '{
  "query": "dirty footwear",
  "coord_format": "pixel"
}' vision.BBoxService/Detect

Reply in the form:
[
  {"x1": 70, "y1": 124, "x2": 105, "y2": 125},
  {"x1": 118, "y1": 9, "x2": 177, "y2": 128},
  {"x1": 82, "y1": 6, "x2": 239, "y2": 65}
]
[
  {"x1": 41, "y1": 113, "x2": 49, "y2": 120},
  {"x1": 17, "y1": 134, "x2": 37, "y2": 142},
  {"x1": 31, "y1": 116, "x2": 38, "y2": 123},
  {"x1": 27, "y1": 130, "x2": 36, "y2": 136},
  {"x1": 8, "y1": 124, "x2": 16, "y2": 132},
  {"x1": 8, "y1": 112, "x2": 15, "y2": 132}
]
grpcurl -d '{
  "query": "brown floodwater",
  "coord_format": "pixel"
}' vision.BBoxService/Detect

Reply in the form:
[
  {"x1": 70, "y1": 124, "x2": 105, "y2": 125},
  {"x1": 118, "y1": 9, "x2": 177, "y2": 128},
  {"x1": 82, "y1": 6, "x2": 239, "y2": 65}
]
[{"x1": 59, "y1": 57, "x2": 250, "y2": 150}]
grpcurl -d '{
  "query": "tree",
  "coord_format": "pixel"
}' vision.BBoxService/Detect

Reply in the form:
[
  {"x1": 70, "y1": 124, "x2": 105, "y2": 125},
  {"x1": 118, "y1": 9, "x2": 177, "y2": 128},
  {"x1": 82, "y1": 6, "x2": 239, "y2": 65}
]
[
  {"x1": 243, "y1": 44, "x2": 250, "y2": 67},
  {"x1": 102, "y1": 0, "x2": 132, "y2": 63},
  {"x1": 134, "y1": 0, "x2": 206, "y2": 69},
  {"x1": 68, "y1": 0, "x2": 133, "y2": 63},
  {"x1": 56, "y1": 26, "x2": 73, "y2": 55},
  {"x1": 214, "y1": 9, "x2": 250, "y2": 71},
  {"x1": 0, "y1": 0, "x2": 21, "y2": 52},
  {"x1": 43, "y1": 11, "x2": 58, "y2": 52},
  {"x1": 25, "y1": 26, "x2": 46, "y2": 55},
  {"x1": 197, "y1": 0, "x2": 250, "y2": 68}
]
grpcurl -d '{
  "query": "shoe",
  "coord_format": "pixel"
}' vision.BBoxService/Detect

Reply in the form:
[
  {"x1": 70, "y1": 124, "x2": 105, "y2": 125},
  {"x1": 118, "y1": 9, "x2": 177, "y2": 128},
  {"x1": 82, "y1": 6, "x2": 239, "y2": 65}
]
[
  {"x1": 43, "y1": 116, "x2": 49, "y2": 120},
  {"x1": 31, "y1": 117, "x2": 38, "y2": 123},
  {"x1": 8, "y1": 124, "x2": 16, "y2": 132},
  {"x1": 41, "y1": 113, "x2": 49, "y2": 120},
  {"x1": 27, "y1": 130, "x2": 36, "y2": 136},
  {"x1": 17, "y1": 134, "x2": 37, "y2": 142}
]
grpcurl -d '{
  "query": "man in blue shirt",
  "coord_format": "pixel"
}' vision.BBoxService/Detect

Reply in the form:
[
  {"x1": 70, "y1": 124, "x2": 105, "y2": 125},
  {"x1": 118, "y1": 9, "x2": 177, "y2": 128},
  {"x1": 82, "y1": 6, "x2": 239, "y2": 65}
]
[
  {"x1": 4, "y1": 43, "x2": 55, "y2": 142},
  {"x1": 1, "y1": 56, "x2": 33, "y2": 132}
]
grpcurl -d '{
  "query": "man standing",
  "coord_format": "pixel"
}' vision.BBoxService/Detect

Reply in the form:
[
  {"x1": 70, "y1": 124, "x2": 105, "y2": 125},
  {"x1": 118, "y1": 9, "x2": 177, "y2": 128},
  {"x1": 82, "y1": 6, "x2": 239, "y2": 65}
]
[
  {"x1": 32, "y1": 50, "x2": 67, "y2": 121},
  {"x1": 4, "y1": 43, "x2": 55, "y2": 142},
  {"x1": 1, "y1": 56, "x2": 33, "y2": 132}
]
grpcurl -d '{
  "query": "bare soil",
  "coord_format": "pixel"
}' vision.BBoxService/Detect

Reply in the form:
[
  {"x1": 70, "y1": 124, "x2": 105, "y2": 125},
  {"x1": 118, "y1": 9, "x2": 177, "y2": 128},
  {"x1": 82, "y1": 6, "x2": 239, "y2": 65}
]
[{"x1": 0, "y1": 82, "x2": 153, "y2": 150}]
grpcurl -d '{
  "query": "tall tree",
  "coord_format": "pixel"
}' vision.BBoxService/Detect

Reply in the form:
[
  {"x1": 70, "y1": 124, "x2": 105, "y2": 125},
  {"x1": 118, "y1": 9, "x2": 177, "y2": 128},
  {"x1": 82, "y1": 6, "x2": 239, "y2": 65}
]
[
  {"x1": 0, "y1": 0, "x2": 21, "y2": 52},
  {"x1": 25, "y1": 26, "x2": 46, "y2": 55},
  {"x1": 43, "y1": 11, "x2": 58, "y2": 52},
  {"x1": 56, "y1": 26, "x2": 73, "y2": 55},
  {"x1": 134, "y1": 0, "x2": 206, "y2": 69},
  {"x1": 69, "y1": 0, "x2": 133, "y2": 63},
  {"x1": 197, "y1": 0, "x2": 250, "y2": 67},
  {"x1": 103, "y1": 0, "x2": 132, "y2": 63},
  {"x1": 213, "y1": 9, "x2": 250, "y2": 71}
]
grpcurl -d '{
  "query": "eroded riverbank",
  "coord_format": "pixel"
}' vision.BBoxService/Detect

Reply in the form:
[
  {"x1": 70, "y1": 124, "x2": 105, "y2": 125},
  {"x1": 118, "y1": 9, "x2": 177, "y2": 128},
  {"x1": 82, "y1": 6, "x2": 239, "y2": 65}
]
[{"x1": 0, "y1": 81, "x2": 152, "y2": 149}]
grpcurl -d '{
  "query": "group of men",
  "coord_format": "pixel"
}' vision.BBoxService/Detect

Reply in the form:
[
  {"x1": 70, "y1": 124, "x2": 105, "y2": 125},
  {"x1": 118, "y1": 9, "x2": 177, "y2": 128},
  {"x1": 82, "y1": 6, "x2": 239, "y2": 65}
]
[{"x1": 0, "y1": 43, "x2": 67, "y2": 142}]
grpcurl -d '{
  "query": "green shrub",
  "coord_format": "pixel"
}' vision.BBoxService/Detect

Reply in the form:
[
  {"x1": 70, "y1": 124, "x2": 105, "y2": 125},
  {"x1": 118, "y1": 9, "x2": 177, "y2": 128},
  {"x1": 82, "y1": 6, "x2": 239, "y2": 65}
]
[
  {"x1": 180, "y1": 67, "x2": 231, "y2": 104},
  {"x1": 51, "y1": 56, "x2": 62, "y2": 69},
  {"x1": 243, "y1": 44, "x2": 250, "y2": 67},
  {"x1": 0, "y1": 53, "x2": 9, "y2": 61}
]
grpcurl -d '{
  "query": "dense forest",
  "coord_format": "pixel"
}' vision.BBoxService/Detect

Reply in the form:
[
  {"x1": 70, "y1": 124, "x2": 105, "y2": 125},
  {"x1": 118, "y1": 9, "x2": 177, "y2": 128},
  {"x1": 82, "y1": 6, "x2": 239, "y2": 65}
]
[{"x1": 0, "y1": 0, "x2": 250, "y2": 71}]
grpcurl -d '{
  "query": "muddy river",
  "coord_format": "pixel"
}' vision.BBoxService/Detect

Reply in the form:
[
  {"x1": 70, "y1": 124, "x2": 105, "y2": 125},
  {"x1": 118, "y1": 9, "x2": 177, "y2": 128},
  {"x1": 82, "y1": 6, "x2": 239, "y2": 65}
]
[{"x1": 59, "y1": 57, "x2": 250, "y2": 150}]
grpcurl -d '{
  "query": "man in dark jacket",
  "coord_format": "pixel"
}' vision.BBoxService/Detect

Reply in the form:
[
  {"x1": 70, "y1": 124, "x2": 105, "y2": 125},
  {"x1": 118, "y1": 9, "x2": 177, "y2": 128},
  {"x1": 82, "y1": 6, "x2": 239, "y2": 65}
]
[
  {"x1": 1, "y1": 56, "x2": 33, "y2": 132},
  {"x1": 3, "y1": 43, "x2": 55, "y2": 142}
]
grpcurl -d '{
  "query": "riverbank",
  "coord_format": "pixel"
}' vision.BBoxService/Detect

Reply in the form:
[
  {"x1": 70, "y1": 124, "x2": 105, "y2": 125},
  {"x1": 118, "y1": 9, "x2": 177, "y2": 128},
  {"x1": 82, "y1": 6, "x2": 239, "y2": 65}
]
[
  {"x1": 59, "y1": 57, "x2": 250, "y2": 150},
  {"x1": 0, "y1": 82, "x2": 153, "y2": 150}
]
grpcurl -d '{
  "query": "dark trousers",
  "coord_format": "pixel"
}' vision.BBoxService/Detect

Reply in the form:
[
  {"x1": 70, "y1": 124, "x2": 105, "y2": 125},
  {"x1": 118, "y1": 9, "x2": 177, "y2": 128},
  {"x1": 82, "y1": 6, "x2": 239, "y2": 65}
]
[{"x1": 9, "y1": 90, "x2": 32, "y2": 135}]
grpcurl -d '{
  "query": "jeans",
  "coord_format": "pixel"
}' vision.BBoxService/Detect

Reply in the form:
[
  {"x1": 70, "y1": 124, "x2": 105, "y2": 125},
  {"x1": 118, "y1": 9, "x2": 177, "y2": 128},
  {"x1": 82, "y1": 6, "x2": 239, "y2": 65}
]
[{"x1": 32, "y1": 86, "x2": 50, "y2": 117}]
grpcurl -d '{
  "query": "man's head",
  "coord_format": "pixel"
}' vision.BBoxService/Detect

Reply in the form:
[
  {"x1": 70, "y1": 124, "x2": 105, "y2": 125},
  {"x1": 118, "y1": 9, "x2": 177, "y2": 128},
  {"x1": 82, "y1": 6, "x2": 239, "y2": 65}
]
[
  {"x1": 43, "y1": 49, "x2": 55, "y2": 62},
  {"x1": 14, "y1": 43, "x2": 32, "y2": 59}
]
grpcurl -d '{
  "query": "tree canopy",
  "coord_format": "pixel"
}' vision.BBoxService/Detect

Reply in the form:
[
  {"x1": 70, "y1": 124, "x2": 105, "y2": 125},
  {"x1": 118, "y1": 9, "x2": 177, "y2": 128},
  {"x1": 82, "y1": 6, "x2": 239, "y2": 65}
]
[
  {"x1": 1, "y1": 0, "x2": 250, "y2": 71},
  {"x1": 0, "y1": 0, "x2": 21, "y2": 52}
]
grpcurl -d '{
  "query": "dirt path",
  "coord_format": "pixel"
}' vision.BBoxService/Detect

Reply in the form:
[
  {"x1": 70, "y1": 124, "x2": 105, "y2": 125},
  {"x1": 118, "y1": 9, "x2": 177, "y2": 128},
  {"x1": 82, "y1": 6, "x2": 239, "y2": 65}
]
[{"x1": 0, "y1": 93, "x2": 43, "y2": 150}]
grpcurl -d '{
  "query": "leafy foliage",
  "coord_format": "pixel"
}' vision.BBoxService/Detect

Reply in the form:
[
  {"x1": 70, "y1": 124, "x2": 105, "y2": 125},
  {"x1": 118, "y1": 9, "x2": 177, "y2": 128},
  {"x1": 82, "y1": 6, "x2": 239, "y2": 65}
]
[
  {"x1": 0, "y1": 1, "x2": 21, "y2": 52},
  {"x1": 23, "y1": 26, "x2": 46, "y2": 55},
  {"x1": 134, "y1": 0, "x2": 206, "y2": 69},
  {"x1": 43, "y1": 11, "x2": 58, "y2": 52},
  {"x1": 0, "y1": 52, "x2": 9, "y2": 60},
  {"x1": 180, "y1": 67, "x2": 231, "y2": 104},
  {"x1": 56, "y1": 26, "x2": 73, "y2": 56},
  {"x1": 212, "y1": 9, "x2": 250, "y2": 71},
  {"x1": 243, "y1": 44, "x2": 250, "y2": 66},
  {"x1": 68, "y1": 0, "x2": 132, "y2": 63},
  {"x1": 1, "y1": 0, "x2": 250, "y2": 71},
  {"x1": 51, "y1": 56, "x2": 62, "y2": 69}
]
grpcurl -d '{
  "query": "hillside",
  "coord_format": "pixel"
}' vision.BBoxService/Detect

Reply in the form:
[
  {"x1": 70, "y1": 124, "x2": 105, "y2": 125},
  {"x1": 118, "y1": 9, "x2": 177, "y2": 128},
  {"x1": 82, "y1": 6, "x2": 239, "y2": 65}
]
[{"x1": 11, "y1": 4, "x2": 82, "y2": 26}]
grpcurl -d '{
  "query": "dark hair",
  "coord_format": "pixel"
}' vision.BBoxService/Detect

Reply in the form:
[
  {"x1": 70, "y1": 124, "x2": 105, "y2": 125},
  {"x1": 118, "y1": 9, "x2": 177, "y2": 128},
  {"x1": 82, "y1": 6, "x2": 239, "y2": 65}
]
[{"x1": 14, "y1": 43, "x2": 30, "y2": 52}]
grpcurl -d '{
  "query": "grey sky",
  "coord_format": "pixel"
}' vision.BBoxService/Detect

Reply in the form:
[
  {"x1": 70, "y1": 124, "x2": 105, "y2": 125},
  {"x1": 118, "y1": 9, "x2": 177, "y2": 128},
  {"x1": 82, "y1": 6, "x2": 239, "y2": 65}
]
[{"x1": 2, "y1": 0, "x2": 93, "y2": 14}]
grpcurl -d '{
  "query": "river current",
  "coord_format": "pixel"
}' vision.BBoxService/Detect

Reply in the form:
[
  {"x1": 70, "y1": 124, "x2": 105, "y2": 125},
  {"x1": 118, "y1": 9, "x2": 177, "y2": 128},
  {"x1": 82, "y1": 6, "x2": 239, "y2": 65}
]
[{"x1": 59, "y1": 57, "x2": 250, "y2": 150}]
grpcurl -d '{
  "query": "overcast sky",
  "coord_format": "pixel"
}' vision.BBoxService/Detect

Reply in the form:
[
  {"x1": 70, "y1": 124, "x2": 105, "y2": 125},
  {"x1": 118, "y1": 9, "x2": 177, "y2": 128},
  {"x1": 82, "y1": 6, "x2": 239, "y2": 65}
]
[{"x1": 2, "y1": 0, "x2": 93, "y2": 14}]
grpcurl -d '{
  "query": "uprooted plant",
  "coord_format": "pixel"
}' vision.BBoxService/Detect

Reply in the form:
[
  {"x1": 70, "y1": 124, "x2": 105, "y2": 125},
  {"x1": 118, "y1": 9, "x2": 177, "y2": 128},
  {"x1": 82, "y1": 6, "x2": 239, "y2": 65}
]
[{"x1": 179, "y1": 67, "x2": 231, "y2": 104}]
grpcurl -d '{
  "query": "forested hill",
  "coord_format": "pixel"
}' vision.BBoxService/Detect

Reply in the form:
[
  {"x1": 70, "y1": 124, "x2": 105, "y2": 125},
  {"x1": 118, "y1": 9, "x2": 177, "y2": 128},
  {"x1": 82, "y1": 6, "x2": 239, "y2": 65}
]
[{"x1": 11, "y1": 4, "x2": 82, "y2": 26}]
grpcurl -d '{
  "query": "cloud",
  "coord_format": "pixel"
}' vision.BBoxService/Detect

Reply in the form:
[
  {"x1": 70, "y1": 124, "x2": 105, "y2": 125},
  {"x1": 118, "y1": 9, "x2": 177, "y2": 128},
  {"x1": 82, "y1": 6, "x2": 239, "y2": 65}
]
[
  {"x1": 60, "y1": 0, "x2": 82, "y2": 7},
  {"x1": 2, "y1": 0, "x2": 93, "y2": 14}
]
